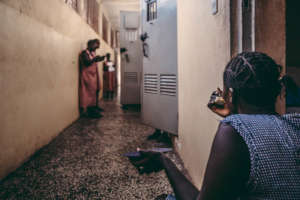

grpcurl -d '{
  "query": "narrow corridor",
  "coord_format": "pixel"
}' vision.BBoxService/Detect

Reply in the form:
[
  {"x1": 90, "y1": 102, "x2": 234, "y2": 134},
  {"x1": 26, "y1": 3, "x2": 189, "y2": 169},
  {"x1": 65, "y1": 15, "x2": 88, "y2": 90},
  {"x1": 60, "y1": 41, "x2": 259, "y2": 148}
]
[{"x1": 0, "y1": 98, "x2": 184, "y2": 199}]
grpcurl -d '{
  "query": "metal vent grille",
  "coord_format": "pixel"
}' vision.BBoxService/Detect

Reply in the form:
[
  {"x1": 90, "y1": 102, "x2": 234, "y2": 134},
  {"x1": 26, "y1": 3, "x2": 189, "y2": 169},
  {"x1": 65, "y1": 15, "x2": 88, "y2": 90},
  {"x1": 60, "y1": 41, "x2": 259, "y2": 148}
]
[
  {"x1": 144, "y1": 74, "x2": 158, "y2": 94},
  {"x1": 125, "y1": 72, "x2": 138, "y2": 82},
  {"x1": 121, "y1": 30, "x2": 138, "y2": 42},
  {"x1": 160, "y1": 74, "x2": 177, "y2": 96}
]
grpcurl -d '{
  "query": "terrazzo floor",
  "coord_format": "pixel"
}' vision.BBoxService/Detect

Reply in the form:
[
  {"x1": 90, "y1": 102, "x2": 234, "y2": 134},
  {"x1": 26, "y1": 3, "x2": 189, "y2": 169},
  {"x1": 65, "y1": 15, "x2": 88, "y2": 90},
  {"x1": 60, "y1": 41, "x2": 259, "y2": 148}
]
[{"x1": 0, "y1": 97, "x2": 186, "y2": 200}]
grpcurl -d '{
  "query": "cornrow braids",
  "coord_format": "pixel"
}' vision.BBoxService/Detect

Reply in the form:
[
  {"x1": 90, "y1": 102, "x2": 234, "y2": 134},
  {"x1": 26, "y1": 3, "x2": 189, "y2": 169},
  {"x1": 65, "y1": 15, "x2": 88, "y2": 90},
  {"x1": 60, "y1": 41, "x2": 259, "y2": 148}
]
[{"x1": 223, "y1": 52, "x2": 282, "y2": 107}]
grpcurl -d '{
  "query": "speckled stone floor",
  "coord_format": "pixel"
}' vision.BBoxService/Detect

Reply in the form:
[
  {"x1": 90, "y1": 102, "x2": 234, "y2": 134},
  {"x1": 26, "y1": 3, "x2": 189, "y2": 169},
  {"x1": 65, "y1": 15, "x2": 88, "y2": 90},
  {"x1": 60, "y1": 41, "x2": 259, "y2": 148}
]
[{"x1": 0, "y1": 96, "x2": 185, "y2": 200}]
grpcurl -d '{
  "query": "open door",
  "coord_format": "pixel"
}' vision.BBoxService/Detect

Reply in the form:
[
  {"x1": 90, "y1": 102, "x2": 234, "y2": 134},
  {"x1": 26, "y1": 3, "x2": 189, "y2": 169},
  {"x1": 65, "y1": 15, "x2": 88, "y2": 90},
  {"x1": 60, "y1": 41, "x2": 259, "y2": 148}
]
[
  {"x1": 120, "y1": 11, "x2": 142, "y2": 105},
  {"x1": 141, "y1": 0, "x2": 178, "y2": 134}
]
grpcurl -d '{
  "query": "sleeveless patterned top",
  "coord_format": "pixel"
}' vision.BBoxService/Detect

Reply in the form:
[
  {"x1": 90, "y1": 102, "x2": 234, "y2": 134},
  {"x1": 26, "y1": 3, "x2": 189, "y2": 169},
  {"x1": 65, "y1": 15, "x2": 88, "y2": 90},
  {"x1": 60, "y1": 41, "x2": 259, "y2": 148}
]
[{"x1": 223, "y1": 113, "x2": 300, "y2": 200}]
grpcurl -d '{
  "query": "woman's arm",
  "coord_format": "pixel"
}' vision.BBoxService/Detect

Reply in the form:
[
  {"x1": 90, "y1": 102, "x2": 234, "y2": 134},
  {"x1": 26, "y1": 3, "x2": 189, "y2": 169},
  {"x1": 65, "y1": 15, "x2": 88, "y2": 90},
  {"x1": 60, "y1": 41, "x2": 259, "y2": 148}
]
[
  {"x1": 160, "y1": 123, "x2": 250, "y2": 200},
  {"x1": 132, "y1": 123, "x2": 250, "y2": 200},
  {"x1": 160, "y1": 156, "x2": 200, "y2": 199},
  {"x1": 81, "y1": 51, "x2": 105, "y2": 66},
  {"x1": 196, "y1": 123, "x2": 250, "y2": 200}
]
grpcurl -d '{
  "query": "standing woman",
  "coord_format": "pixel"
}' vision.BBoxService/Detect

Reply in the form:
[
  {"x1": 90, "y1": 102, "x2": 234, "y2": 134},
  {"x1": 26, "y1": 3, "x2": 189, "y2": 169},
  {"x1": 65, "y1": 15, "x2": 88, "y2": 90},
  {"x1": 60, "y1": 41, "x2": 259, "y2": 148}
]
[
  {"x1": 131, "y1": 52, "x2": 300, "y2": 200},
  {"x1": 103, "y1": 53, "x2": 116, "y2": 99},
  {"x1": 79, "y1": 39, "x2": 106, "y2": 118}
]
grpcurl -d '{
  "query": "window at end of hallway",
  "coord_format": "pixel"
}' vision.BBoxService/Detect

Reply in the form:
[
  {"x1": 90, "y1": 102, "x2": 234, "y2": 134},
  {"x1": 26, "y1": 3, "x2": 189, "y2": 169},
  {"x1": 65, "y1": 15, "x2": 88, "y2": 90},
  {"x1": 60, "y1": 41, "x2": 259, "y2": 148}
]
[{"x1": 65, "y1": 0, "x2": 78, "y2": 12}]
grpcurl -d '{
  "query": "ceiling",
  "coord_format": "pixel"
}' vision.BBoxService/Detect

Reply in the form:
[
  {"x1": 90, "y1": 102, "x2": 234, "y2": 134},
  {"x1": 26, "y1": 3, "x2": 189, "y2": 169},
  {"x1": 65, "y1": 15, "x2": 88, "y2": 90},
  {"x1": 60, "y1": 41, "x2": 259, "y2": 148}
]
[{"x1": 101, "y1": 0, "x2": 140, "y2": 31}]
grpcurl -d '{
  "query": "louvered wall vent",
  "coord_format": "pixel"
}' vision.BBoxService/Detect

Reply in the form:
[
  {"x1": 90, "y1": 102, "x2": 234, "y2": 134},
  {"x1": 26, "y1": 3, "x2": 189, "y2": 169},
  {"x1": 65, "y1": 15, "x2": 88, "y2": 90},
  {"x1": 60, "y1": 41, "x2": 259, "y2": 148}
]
[
  {"x1": 144, "y1": 74, "x2": 158, "y2": 94},
  {"x1": 125, "y1": 72, "x2": 138, "y2": 82},
  {"x1": 160, "y1": 74, "x2": 177, "y2": 96}
]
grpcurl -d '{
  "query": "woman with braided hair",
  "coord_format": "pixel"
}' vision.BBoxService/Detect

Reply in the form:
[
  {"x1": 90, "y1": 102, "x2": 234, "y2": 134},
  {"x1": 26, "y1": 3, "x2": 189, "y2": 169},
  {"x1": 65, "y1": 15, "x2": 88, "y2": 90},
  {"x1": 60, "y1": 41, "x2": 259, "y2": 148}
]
[{"x1": 130, "y1": 52, "x2": 300, "y2": 200}]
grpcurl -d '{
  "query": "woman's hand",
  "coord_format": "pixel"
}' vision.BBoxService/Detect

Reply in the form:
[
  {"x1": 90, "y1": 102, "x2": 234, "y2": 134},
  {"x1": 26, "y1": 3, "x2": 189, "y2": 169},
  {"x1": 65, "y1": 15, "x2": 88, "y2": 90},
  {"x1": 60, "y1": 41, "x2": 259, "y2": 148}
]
[
  {"x1": 94, "y1": 56, "x2": 105, "y2": 62},
  {"x1": 209, "y1": 103, "x2": 232, "y2": 118},
  {"x1": 129, "y1": 149, "x2": 164, "y2": 174},
  {"x1": 207, "y1": 88, "x2": 232, "y2": 118}
]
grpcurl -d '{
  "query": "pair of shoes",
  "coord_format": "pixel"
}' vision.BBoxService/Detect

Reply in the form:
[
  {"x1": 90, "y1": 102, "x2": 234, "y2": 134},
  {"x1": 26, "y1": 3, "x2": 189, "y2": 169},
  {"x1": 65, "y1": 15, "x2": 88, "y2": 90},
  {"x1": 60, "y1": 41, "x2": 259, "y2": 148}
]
[
  {"x1": 147, "y1": 130, "x2": 162, "y2": 140},
  {"x1": 87, "y1": 107, "x2": 103, "y2": 118},
  {"x1": 157, "y1": 132, "x2": 172, "y2": 146},
  {"x1": 96, "y1": 106, "x2": 104, "y2": 112},
  {"x1": 88, "y1": 111, "x2": 103, "y2": 119},
  {"x1": 80, "y1": 112, "x2": 89, "y2": 118}
]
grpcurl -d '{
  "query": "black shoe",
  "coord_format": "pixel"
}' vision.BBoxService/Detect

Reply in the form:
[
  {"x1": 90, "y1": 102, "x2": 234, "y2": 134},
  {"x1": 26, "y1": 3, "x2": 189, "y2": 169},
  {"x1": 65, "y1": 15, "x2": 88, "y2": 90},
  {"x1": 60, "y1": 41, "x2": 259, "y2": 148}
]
[
  {"x1": 88, "y1": 112, "x2": 103, "y2": 119},
  {"x1": 147, "y1": 130, "x2": 162, "y2": 140},
  {"x1": 157, "y1": 132, "x2": 172, "y2": 145},
  {"x1": 90, "y1": 106, "x2": 104, "y2": 112},
  {"x1": 80, "y1": 112, "x2": 89, "y2": 118},
  {"x1": 121, "y1": 105, "x2": 128, "y2": 110}
]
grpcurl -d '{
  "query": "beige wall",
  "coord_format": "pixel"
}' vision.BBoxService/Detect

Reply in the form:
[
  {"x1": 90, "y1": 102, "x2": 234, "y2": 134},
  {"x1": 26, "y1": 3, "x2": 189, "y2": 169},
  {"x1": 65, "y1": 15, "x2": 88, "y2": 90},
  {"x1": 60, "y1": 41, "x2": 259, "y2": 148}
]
[
  {"x1": 99, "y1": 4, "x2": 112, "y2": 45},
  {"x1": 177, "y1": 0, "x2": 231, "y2": 188},
  {"x1": 0, "y1": 0, "x2": 114, "y2": 180}
]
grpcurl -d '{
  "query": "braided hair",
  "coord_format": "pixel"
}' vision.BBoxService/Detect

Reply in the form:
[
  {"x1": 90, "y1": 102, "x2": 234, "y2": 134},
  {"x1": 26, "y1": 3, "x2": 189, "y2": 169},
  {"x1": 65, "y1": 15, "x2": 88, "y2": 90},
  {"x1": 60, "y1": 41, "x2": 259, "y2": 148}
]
[{"x1": 223, "y1": 52, "x2": 282, "y2": 108}]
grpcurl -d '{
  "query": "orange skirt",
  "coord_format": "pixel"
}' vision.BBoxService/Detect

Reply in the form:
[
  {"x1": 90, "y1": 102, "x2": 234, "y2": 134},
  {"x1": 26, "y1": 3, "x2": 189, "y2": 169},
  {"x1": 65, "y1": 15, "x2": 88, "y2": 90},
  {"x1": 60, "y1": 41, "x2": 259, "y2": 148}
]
[{"x1": 103, "y1": 71, "x2": 116, "y2": 92}]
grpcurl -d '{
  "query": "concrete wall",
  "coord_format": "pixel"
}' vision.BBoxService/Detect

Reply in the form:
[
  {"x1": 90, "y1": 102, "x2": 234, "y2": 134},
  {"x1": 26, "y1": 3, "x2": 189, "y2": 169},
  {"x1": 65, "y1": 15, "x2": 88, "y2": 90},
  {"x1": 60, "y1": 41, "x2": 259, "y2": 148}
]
[
  {"x1": 255, "y1": 0, "x2": 286, "y2": 68},
  {"x1": 177, "y1": 0, "x2": 231, "y2": 188},
  {"x1": 100, "y1": 5, "x2": 112, "y2": 45},
  {"x1": 0, "y1": 0, "x2": 114, "y2": 180},
  {"x1": 99, "y1": 1, "x2": 112, "y2": 44}
]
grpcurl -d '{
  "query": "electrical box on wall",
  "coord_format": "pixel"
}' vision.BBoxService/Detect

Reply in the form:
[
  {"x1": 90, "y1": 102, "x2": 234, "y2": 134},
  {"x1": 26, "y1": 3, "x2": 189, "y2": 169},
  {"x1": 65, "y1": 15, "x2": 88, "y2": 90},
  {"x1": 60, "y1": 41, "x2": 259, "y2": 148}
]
[{"x1": 124, "y1": 13, "x2": 139, "y2": 30}]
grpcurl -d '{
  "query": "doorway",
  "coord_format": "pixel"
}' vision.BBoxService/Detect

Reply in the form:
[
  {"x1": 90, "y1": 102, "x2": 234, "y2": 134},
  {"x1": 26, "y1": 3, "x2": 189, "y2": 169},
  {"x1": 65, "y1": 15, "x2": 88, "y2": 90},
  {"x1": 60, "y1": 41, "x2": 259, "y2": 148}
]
[
  {"x1": 286, "y1": 0, "x2": 300, "y2": 113},
  {"x1": 230, "y1": 0, "x2": 255, "y2": 57}
]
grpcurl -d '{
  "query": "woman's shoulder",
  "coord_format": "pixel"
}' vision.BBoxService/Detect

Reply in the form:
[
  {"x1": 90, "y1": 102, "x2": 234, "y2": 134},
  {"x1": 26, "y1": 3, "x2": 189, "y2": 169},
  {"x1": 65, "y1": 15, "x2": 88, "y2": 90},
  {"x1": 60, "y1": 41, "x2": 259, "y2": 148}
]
[
  {"x1": 222, "y1": 114, "x2": 283, "y2": 136},
  {"x1": 223, "y1": 113, "x2": 279, "y2": 122}
]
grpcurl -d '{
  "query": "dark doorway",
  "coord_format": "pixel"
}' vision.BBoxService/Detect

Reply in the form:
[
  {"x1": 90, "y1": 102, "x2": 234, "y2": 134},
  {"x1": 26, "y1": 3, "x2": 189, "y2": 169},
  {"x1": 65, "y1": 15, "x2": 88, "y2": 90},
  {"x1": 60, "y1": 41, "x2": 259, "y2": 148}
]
[{"x1": 286, "y1": 0, "x2": 300, "y2": 112}]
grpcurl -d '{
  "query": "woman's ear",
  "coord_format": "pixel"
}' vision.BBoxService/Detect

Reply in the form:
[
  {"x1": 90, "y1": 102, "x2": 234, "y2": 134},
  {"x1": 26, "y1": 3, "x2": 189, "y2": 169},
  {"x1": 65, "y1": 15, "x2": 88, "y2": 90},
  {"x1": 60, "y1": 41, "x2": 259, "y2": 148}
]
[
  {"x1": 279, "y1": 84, "x2": 286, "y2": 100},
  {"x1": 276, "y1": 86, "x2": 286, "y2": 115},
  {"x1": 222, "y1": 87, "x2": 232, "y2": 104},
  {"x1": 228, "y1": 88, "x2": 234, "y2": 103}
]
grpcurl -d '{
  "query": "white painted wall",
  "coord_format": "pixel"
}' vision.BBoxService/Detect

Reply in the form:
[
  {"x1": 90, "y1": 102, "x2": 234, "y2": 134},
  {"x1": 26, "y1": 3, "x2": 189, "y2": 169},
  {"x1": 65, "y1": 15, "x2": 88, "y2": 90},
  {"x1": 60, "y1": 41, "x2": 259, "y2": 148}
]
[{"x1": 176, "y1": 0, "x2": 231, "y2": 188}]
